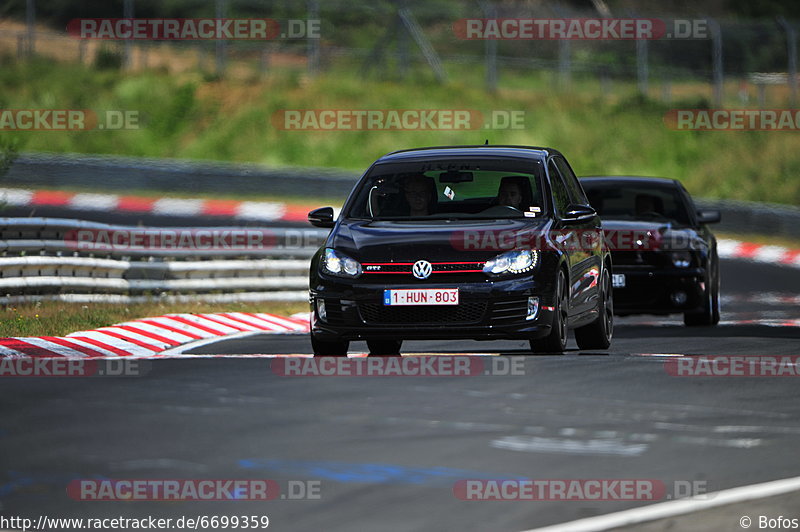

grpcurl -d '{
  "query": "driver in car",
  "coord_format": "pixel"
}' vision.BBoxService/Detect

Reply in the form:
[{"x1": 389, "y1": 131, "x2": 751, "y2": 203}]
[
  {"x1": 496, "y1": 176, "x2": 534, "y2": 211},
  {"x1": 497, "y1": 179, "x2": 523, "y2": 209},
  {"x1": 634, "y1": 193, "x2": 664, "y2": 217},
  {"x1": 403, "y1": 174, "x2": 437, "y2": 216}
]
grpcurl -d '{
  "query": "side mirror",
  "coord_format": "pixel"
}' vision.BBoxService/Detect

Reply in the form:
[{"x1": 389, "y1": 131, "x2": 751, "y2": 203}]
[
  {"x1": 308, "y1": 207, "x2": 335, "y2": 228},
  {"x1": 562, "y1": 204, "x2": 597, "y2": 223},
  {"x1": 697, "y1": 210, "x2": 721, "y2": 224}
]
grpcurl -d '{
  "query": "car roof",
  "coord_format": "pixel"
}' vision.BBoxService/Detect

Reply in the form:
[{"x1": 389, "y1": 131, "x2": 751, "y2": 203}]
[
  {"x1": 377, "y1": 145, "x2": 560, "y2": 162},
  {"x1": 580, "y1": 175, "x2": 681, "y2": 187}
]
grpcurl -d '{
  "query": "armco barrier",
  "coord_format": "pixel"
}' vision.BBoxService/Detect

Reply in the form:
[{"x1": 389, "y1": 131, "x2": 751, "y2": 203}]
[
  {"x1": 695, "y1": 198, "x2": 800, "y2": 240},
  {"x1": 0, "y1": 218, "x2": 326, "y2": 301},
  {"x1": 4, "y1": 153, "x2": 360, "y2": 199}
]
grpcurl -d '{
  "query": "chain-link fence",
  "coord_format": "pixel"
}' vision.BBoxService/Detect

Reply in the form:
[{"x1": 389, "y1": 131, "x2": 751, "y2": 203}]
[{"x1": 2, "y1": 0, "x2": 799, "y2": 106}]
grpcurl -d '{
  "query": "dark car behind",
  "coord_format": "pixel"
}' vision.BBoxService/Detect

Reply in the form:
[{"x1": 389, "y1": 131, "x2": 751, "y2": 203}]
[{"x1": 580, "y1": 176, "x2": 721, "y2": 326}]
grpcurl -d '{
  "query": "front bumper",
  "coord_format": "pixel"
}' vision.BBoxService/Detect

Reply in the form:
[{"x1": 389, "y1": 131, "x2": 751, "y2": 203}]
[
  {"x1": 612, "y1": 266, "x2": 707, "y2": 315},
  {"x1": 310, "y1": 276, "x2": 556, "y2": 342}
]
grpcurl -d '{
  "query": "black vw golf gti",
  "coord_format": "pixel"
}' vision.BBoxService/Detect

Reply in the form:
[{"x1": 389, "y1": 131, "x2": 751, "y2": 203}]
[{"x1": 308, "y1": 146, "x2": 613, "y2": 355}]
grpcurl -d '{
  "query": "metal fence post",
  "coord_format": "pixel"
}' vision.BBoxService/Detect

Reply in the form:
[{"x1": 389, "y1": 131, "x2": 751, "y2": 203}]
[
  {"x1": 397, "y1": 3, "x2": 409, "y2": 79},
  {"x1": 17, "y1": 33, "x2": 25, "y2": 60},
  {"x1": 709, "y1": 19, "x2": 723, "y2": 107},
  {"x1": 601, "y1": 72, "x2": 612, "y2": 99},
  {"x1": 26, "y1": 0, "x2": 35, "y2": 56},
  {"x1": 559, "y1": 40, "x2": 571, "y2": 87},
  {"x1": 308, "y1": 0, "x2": 320, "y2": 77},
  {"x1": 480, "y1": 1, "x2": 498, "y2": 93},
  {"x1": 78, "y1": 39, "x2": 86, "y2": 64},
  {"x1": 215, "y1": 0, "x2": 228, "y2": 77},
  {"x1": 260, "y1": 46, "x2": 271, "y2": 78},
  {"x1": 777, "y1": 17, "x2": 797, "y2": 108},
  {"x1": 661, "y1": 80, "x2": 672, "y2": 102},
  {"x1": 636, "y1": 38, "x2": 648, "y2": 96},
  {"x1": 124, "y1": 0, "x2": 134, "y2": 70}
]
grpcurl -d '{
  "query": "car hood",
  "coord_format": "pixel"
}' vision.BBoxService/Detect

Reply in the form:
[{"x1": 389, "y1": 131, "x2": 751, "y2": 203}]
[
  {"x1": 600, "y1": 219, "x2": 706, "y2": 251},
  {"x1": 331, "y1": 218, "x2": 552, "y2": 262}
]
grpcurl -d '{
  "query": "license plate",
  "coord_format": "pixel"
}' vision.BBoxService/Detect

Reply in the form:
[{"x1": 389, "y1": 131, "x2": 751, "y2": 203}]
[
  {"x1": 612, "y1": 274, "x2": 626, "y2": 288},
  {"x1": 384, "y1": 288, "x2": 459, "y2": 306}
]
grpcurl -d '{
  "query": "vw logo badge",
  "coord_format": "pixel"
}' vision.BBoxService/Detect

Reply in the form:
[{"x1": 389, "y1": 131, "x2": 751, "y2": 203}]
[{"x1": 412, "y1": 260, "x2": 433, "y2": 280}]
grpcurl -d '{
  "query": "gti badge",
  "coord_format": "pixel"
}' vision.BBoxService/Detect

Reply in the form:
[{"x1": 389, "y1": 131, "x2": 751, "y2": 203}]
[{"x1": 412, "y1": 260, "x2": 433, "y2": 280}]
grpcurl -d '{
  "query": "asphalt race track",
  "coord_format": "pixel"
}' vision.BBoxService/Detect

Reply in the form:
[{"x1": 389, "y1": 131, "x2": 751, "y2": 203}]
[{"x1": 1, "y1": 258, "x2": 799, "y2": 531}]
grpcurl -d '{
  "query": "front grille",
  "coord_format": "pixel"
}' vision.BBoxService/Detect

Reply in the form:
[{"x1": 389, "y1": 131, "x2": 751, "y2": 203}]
[
  {"x1": 362, "y1": 262, "x2": 484, "y2": 276},
  {"x1": 358, "y1": 301, "x2": 487, "y2": 325},
  {"x1": 611, "y1": 251, "x2": 669, "y2": 267}
]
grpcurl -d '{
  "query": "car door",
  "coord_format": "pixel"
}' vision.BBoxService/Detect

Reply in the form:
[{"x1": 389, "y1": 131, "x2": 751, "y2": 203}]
[
  {"x1": 546, "y1": 159, "x2": 581, "y2": 315},
  {"x1": 549, "y1": 156, "x2": 603, "y2": 316}
]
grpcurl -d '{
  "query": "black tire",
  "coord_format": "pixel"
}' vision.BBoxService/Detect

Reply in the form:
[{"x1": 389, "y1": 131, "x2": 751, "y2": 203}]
[
  {"x1": 684, "y1": 260, "x2": 720, "y2": 327},
  {"x1": 311, "y1": 335, "x2": 349, "y2": 356},
  {"x1": 367, "y1": 339, "x2": 403, "y2": 356},
  {"x1": 530, "y1": 271, "x2": 568, "y2": 354},
  {"x1": 711, "y1": 261, "x2": 721, "y2": 324},
  {"x1": 575, "y1": 268, "x2": 613, "y2": 350}
]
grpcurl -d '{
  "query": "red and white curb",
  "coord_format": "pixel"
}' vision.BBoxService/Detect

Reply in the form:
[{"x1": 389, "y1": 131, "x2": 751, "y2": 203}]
[
  {"x1": 718, "y1": 238, "x2": 800, "y2": 268},
  {"x1": 0, "y1": 312, "x2": 310, "y2": 359},
  {"x1": 0, "y1": 187, "x2": 326, "y2": 223}
]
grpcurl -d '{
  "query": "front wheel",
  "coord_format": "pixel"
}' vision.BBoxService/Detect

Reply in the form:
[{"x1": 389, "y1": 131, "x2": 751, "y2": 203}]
[
  {"x1": 684, "y1": 262, "x2": 720, "y2": 327},
  {"x1": 575, "y1": 268, "x2": 613, "y2": 350},
  {"x1": 311, "y1": 336, "x2": 349, "y2": 356},
  {"x1": 367, "y1": 339, "x2": 403, "y2": 356},
  {"x1": 530, "y1": 272, "x2": 568, "y2": 354}
]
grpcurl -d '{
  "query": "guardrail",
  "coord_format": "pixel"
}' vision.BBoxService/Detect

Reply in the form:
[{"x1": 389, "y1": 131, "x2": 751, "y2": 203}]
[
  {"x1": 0, "y1": 218, "x2": 327, "y2": 303},
  {"x1": 5, "y1": 153, "x2": 359, "y2": 199},
  {"x1": 694, "y1": 199, "x2": 800, "y2": 240}
]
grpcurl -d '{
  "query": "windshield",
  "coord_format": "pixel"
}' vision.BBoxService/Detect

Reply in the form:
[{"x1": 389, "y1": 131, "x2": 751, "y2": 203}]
[
  {"x1": 581, "y1": 182, "x2": 693, "y2": 226},
  {"x1": 346, "y1": 158, "x2": 546, "y2": 220}
]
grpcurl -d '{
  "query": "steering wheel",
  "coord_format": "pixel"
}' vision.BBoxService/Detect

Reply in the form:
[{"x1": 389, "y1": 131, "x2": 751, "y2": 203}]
[
  {"x1": 481, "y1": 205, "x2": 523, "y2": 215},
  {"x1": 637, "y1": 211, "x2": 667, "y2": 219}
]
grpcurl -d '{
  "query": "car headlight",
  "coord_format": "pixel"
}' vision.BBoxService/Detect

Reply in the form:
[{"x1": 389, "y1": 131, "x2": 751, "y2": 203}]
[
  {"x1": 670, "y1": 251, "x2": 692, "y2": 268},
  {"x1": 483, "y1": 249, "x2": 538, "y2": 275},
  {"x1": 322, "y1": 248, "x2": 362, "y2": 278}
]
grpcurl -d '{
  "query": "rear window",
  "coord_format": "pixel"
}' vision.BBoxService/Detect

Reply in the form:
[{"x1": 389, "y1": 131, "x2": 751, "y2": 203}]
[{"x1": 346, "y1": 158, "x2": 546, "y2": 220}]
